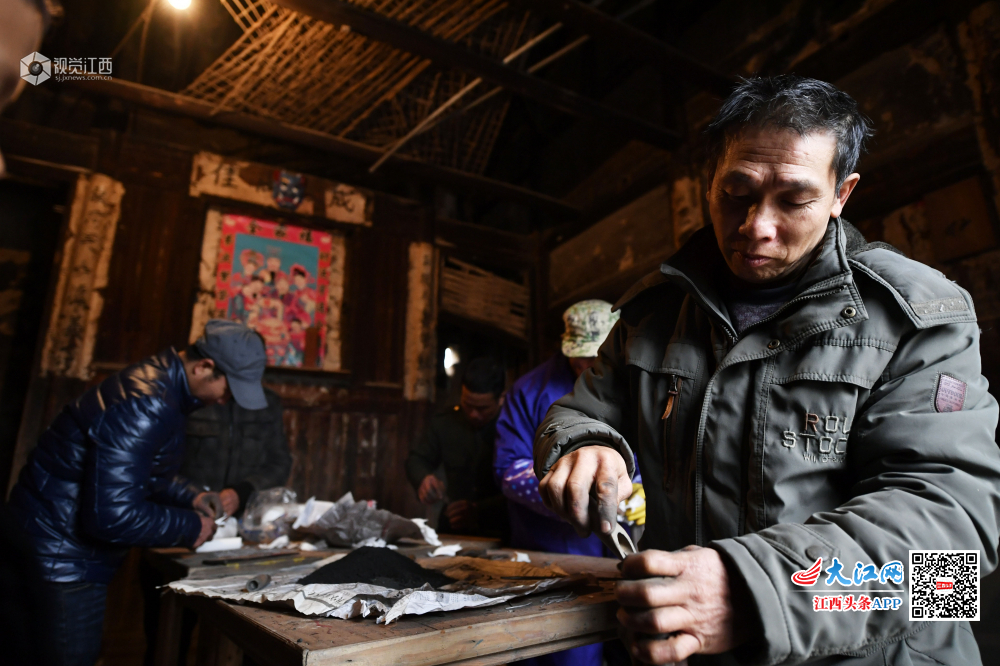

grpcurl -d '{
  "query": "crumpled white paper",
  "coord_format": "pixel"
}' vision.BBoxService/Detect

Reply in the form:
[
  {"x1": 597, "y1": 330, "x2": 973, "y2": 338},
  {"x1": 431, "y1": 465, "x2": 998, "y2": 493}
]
[
  {"x1": 255, "y1": 535, "x2": 325, "y2": 551},
  {"x1": 429, "y1": 544, "x2": 462, "y2": 557},
  {"x1": 215, "y1": 517, "x2": 239, "y2": 539},
  {"x1": 291, "y1": 498, "x2": 335, "y2": 530},
  {"x1": 259, "y1": 535, "x2": 290, "y2": 550},
  {"x1": 168, "y1": 565, "x2": 519, "y2": 624},
  {"x1": 410, "y1": 518, "x2": 442, "y2": 546},
  {"x1": 353, "y1": 537, "x2": 398, "y2": 550},
  {"x1": 195, "y1": 536, "x2": 243, "y2": 553}
]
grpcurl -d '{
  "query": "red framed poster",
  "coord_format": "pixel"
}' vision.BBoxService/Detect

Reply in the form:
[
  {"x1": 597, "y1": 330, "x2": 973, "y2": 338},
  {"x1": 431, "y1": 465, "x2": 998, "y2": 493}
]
[{"x1": 212, "y1": 214, "x2": 336, "y2": 368}]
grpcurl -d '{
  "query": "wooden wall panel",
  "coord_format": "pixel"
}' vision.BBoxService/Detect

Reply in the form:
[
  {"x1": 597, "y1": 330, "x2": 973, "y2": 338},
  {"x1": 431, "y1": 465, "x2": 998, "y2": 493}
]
[
  {"x1": 548, "y1": 184, "x2": 676, "y2": 316},
  {"x1": 353, "y1": 414, "x2": 380, "y2": 498},
  {"x1": 93, "y1": 183, "x2": 205, "y2": 362},
  {"x1": 323, "y1": 412, "x2": 351, "y2": 498},
  {"x1": 281, "y1": 403, "x2": 417, "y2": 513},
  {"x1": 0, "y1": 118, "x2": 100, "y2": 172},
  {"x1": 89, "y1": 137, "x2": 207, "y2": 363},
  {"x1": 392, "y1": 401, "x2": 428, "y2": 518},
  {"x1": 285, "y1": 409, "x2": 342, "y2": 502},
  {"x1": 344, "y1": 195, "x2": 428, "y2": 387},
  {"x1": 269, "y1": 379, "x2": 427, "y2": 514},
  {"x1": 358, "y1": 236, "x2": 409, "y2": 385}
]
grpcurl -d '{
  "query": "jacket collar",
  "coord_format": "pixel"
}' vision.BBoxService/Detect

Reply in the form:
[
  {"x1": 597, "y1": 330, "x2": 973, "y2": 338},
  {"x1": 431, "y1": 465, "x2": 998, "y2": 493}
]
[
  {"x1": 164, "y1": 347, "x2": 204, "y2": 414},
  {"x1": 615, "y1": 217, "x2": 860, "y2": 340}
]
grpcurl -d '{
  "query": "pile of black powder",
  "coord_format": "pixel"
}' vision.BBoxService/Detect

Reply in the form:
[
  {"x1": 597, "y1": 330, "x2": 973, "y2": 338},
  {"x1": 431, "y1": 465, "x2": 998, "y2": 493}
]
[{"x1": 298, "y1": 547, "x2": 454, "y2": 590}]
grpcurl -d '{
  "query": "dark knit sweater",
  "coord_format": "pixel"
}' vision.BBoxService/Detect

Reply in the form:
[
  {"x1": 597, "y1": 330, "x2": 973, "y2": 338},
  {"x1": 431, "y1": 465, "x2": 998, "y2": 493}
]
[{"x1": 724, "y1": 276, "x2": 800, "y2": 336}]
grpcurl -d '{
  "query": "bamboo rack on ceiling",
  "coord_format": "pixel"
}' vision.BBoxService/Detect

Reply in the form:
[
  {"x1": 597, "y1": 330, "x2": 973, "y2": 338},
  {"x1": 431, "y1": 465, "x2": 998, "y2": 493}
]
[{"x1": 185, "y1": 0, "x2": 534, "y2": 175}]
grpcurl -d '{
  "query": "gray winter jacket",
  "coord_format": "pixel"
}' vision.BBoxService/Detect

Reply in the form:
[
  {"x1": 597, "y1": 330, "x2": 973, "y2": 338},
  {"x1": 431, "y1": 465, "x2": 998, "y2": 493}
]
[{"x1": 535, "y1": 219, "x2": 1000, "y2": 665}]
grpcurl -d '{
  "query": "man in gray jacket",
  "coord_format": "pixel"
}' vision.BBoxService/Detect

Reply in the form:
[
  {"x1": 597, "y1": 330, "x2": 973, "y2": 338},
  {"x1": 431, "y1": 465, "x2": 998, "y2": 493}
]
[
  {"x1": 534, "y1": 75, "x2": 1000, "y2": 665},
  {"x1": 181, "y1": 385, "x2": 292, "y2": 516}
]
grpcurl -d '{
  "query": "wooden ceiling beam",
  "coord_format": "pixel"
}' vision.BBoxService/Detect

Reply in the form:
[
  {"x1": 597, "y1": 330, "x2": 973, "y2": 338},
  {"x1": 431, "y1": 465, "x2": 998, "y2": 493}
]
[
  {"x1": 514, "y1": 0, "x2": 735, "y2": 97},
  {"x1": 66, "y1": 76, "x2": 582, "y2": 218},
  {"x1": 790, "y1": 0, "x2": 982, "y2": 83},
  {"x1": 270, "y1": 0, "x2": 682, "y2": 150}
]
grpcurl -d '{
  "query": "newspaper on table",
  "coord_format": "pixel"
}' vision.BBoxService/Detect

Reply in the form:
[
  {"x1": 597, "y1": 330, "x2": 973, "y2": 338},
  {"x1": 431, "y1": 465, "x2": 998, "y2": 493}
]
[{"x1": 168, "y1": 555, "x2": 588, "y2": 624}]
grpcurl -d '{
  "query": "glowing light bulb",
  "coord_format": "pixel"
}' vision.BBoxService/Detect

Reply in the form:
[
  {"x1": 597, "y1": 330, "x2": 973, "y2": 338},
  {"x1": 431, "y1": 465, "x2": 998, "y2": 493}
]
[
  {"x1": 168, "y1": 0, "x2": 192, "y2": 9},
  {"x1": 444, "y1": 347, "x2": 460, "y2": 377}
]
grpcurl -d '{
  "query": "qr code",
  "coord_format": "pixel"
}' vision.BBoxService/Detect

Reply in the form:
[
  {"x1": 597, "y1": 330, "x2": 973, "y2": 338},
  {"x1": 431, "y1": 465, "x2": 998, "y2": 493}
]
[{"x1": 909, "y1": 550, "x2": 979, "y2": 621}]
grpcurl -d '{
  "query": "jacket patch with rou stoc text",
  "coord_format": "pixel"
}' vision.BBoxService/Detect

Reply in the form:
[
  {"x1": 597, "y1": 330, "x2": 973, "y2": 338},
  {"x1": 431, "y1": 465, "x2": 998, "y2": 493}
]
[{"x1": 782, "y1": 411, "x2": 850, "y2": 463}]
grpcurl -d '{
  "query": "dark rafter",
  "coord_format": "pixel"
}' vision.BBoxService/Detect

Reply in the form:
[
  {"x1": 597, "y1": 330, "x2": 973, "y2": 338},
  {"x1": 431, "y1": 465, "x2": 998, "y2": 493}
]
[
  {"x1": 67, "y1": 77, "x2": 582, "y2": 217},
  {"x1": 270, "y1": 0, "x2": 682, "y2": 150},
  {"x1": 517, "y1": 0, "x2": 735, "y2": 97},
  {"x1": 791, "y1": 0, "x2": 982, "y2": 83}
]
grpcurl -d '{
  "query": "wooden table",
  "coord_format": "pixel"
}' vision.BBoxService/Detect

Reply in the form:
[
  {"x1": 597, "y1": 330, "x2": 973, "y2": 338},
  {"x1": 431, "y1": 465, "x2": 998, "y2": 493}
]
[{"x1": 147, "y1": 540, "x2": 621, "y2": 666}]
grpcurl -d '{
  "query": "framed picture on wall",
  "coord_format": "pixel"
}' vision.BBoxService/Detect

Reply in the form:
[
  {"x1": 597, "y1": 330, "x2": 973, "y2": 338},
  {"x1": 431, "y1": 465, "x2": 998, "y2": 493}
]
[{"x1": 191, "y1": 208, "x2": 345, "y2": 371}]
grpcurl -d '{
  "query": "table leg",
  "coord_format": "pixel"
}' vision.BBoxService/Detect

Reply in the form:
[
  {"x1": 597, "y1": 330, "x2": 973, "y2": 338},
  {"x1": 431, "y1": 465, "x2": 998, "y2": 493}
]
[
  {"x1": 153, "y1": 591, "x2": 183, "y2": 666},
  {"x1": 194, "y1": 619, "x2": 243, "y2": 666},
  {"x1": 182, "y1": 597, "x2": 302, "y2": 666}
]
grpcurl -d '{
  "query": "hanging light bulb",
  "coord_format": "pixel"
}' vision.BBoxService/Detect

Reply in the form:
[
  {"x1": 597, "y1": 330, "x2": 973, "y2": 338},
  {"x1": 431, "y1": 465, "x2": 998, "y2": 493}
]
[
  {"x1": 444, "y1": 347, "x2": 460, "y2": 377},
  {"x1": 168, "y1": 0, "x2": 192, "y2": 9}
]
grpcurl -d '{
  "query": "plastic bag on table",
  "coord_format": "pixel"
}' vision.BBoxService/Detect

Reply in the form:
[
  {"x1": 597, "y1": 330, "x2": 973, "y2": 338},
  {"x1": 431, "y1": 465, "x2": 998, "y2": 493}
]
[
  {"x1": 293, "y1": 492, "x2": 428, "y2": 547},
  {"x1": 238, "y1": 487, "x2": 301, "y2": 544}
]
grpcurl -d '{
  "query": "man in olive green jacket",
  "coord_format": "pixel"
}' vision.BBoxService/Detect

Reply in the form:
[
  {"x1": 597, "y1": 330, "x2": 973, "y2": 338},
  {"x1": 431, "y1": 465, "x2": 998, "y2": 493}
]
[
  {"x1": 534, "y1": 75, "x2": 1000, "y2": 665},
  {"x1": 406, "y1": 358, "x2": 508, "y2": 538}
]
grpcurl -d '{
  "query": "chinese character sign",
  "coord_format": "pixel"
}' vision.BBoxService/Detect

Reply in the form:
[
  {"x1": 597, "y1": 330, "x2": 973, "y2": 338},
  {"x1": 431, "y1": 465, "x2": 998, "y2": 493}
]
[
  {"x1": 50, "y1": 56, "x2": 113, "y2": 81},
  {"x1": 212, "y1": 214, "x2": 334, "y2": 368}
]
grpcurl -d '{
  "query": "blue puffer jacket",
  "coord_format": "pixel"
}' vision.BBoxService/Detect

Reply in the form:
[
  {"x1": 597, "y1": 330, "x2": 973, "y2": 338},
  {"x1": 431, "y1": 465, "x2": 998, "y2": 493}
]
[{"x1": 9, "y1": 348, "x2": 205, "y2": 584}]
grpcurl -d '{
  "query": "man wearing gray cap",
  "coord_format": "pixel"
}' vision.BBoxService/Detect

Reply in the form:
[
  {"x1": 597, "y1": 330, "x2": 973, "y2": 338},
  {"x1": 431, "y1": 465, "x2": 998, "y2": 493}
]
[{"x1": 8, "y1": 319, "x2": 267, "y2": 666}]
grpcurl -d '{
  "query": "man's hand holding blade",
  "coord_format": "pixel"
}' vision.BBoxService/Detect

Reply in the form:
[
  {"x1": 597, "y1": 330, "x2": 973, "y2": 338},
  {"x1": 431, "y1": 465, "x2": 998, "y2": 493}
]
[
  {"x1": 192, "y1": 515, "x2": 217, "y2": 549},
  {"x1": 616, "y1": 547, "x2": 747, "y2": 664},
  {"x1": 538, "y1": 446, "x2": 632, "y2": 538}
]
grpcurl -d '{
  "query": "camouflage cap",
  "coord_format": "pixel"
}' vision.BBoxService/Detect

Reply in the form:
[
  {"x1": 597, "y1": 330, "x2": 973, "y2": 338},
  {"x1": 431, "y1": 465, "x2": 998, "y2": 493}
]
[{"x1": 561, "y1": 299, "x2": 619, "y2": 358}]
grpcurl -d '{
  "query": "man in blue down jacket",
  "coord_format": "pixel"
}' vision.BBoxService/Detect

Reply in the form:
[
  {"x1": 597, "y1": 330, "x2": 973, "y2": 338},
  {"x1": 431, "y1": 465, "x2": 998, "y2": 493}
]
[
  {"x1": 8, "y1": 319, "x2": 268, "y2": 666},
  {"x1": 534, "y1": 76, "x2": 1000, "y2": 665}
]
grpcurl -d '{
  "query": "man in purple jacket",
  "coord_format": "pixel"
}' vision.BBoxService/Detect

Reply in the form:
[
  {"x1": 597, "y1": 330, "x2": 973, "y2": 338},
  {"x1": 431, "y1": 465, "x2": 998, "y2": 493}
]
[{"x1": 494, "y1": 300, "x2": 643, "y2": 666}]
